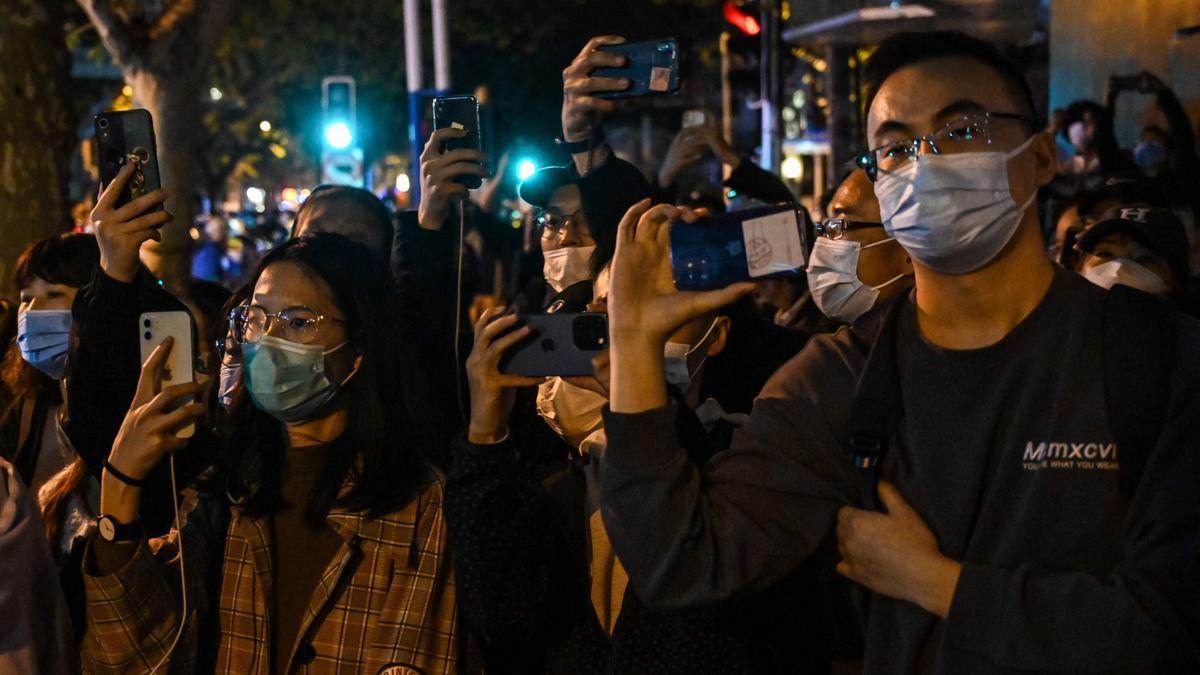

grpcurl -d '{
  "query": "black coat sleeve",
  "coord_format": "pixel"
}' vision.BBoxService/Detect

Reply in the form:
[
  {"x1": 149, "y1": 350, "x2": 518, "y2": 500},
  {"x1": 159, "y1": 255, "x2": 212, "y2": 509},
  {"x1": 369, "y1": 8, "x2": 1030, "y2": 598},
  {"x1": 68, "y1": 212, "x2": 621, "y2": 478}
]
[
  {"x1": 63, "y1": 266, "x2": 195, "y2": 535},
  {"x1": 444, "y1": 435, "x2": 606, "y2": 672},
  {"x1": 724, "y1": 159, "x2": 796, "y2": 205}
]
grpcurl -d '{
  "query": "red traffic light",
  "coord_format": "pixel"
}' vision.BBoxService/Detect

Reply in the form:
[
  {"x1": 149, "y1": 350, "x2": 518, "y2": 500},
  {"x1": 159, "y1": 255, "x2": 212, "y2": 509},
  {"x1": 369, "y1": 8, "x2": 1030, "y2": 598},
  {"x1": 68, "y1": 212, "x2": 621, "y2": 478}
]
[{"x1": 724, "y1": 1, "x2": 761, "y2": 36}]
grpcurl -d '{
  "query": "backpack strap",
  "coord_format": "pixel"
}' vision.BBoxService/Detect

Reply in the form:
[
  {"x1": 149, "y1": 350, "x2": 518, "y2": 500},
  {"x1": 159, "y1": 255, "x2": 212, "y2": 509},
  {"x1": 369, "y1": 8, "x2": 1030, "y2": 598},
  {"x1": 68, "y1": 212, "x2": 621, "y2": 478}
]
[
  {"x1": 844, "y1": 295, "x2": 909, "y2": 511},
  {"x1": 1102, "y1": 285, "x2": 1177, "y2": 498}
]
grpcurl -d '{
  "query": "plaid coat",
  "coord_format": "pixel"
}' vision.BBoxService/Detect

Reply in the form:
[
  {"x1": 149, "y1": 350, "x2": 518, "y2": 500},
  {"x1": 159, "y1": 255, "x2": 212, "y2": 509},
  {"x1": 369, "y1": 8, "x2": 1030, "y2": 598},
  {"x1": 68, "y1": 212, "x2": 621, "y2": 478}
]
[{"x1": 81, "y1": 478, "x2": 459, "y2": 674}]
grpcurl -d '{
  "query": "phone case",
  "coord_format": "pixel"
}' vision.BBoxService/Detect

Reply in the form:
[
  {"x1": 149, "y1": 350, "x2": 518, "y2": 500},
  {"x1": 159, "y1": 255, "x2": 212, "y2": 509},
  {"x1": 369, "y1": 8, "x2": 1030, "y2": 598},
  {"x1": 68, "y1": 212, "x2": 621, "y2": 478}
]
[
  {"x1": 594, "y1": 38, "x2": 680, "y2": 99},
  {"x1": 95, "y1": 109, "x2": 163, "y2": 210},
  {"x1": 432, "y1": 95, "x2": 483, "y2": 189},
  {"x1": 670, "y1": 205, "x2": 809, "y2": 291},
  {"x1": 498, "y1": 313, "x2": 608, "y2": 377},
  {"x1": 139, "y1": 311, "x2": 196, "y2": 439}
]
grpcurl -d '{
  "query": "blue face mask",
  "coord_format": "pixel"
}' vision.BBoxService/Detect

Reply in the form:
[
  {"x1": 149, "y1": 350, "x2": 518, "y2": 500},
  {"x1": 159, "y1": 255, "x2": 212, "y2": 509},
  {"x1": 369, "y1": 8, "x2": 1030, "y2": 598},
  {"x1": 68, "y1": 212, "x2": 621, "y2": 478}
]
[
  {"x1": 17, "y1": 309, "x2": 73, "y2": 380},
  {"x1": 242, "y1": 335, "x2": 353, "y2": 423},
  {"x1": 1133, "y1": 141, "x2": 1166, "y2": 174}
]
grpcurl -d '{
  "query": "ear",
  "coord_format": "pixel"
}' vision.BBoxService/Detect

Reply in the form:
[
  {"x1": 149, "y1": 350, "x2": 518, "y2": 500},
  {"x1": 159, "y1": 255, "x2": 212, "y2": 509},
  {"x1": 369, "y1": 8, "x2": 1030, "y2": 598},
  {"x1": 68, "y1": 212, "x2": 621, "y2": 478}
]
[
  {"x1": 1031, "y1": 130, "x2": 1058, "y2": 189},
  {"x1": 706, "y1": 316, "x2": 731, "y2": 358}
]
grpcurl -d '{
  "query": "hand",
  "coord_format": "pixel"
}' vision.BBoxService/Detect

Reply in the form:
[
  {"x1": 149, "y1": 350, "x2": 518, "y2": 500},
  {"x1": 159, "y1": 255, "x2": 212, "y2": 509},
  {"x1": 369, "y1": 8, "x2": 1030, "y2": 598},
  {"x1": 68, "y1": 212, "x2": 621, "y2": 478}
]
[
  {"x1": 607, "y1": 201, "x2": 754, "y2": 413},
  {"x1": 835, "y1": 481, "x2": 962, "y2": 618},
  {"x1": 564, "y1": 349, "x2": 610, "y2": 397},
  {"x1": 90, "y1": 162, "x2": 173, "y2": 283},
  {"x1": 609, "y1": 200, "x2": 754, "y2": 346},
  {"x1": 465, "y1": 307, "x2": 545, "y2": 444},
  {"x1": 102, "y1": 338, "x2": 205, "y2": 523},
  {"x1": 1137, "y1": 70, "x2": 1165, "y2": 95},
  {"x1": 695, "y1": 126, "x2": 742, "y2": 169},
  {"x1": 418, "y1": 127, "x2": 488, "y2": 231},
  {"x1": 657, "y1": 127, "x2": 709, "y2": 188},
  {"x1": 562, "y1": 35, "x2": 629, "y2": 142}
]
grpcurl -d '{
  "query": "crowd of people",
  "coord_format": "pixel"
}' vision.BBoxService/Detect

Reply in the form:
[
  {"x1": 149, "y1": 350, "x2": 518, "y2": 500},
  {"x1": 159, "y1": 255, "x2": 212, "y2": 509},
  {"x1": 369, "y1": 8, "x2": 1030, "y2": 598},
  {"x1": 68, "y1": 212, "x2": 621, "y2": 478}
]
[{"x1": 1, "y1": 28, "x2": 1198, "y2": 675}]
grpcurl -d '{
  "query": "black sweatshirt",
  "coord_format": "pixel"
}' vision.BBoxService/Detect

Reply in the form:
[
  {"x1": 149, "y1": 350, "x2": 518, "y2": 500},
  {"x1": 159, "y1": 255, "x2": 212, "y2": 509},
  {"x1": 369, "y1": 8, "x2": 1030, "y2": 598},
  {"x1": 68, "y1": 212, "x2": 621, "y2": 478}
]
[{"x1": 600, "y1": 271, "x2": 1200, "y2": 673}]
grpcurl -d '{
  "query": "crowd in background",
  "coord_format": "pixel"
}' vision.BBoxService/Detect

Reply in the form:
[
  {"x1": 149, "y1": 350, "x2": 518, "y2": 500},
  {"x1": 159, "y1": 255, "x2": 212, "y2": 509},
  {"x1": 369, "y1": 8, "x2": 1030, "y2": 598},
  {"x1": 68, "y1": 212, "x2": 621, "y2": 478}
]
[{"x1": 0, "y1": 26, "x2": 1198, "y2": 675}]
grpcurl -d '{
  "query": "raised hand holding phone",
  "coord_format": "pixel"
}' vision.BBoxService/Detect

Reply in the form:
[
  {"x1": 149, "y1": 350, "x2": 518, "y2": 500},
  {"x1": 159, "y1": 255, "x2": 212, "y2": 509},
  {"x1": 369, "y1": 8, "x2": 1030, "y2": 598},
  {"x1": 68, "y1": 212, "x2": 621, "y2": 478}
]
[
  {"x1": 417, "y1": 127, "x2": 488, "y2": 230},
  {"x1": 90, "y1": 161, "x2": 173, "y2": 283},
  {"x1": 101, "y1": 337, "x2": 205, "y2": 523},
  {"x1": 561, "y1": 35, "x2": 629, "y2": 143},
  {"x1": 607, "y1": 200, "x2": 755, "y2": 414},
  {"x1": 465, "y1": 308, "x2": 544, "y2": 445}
]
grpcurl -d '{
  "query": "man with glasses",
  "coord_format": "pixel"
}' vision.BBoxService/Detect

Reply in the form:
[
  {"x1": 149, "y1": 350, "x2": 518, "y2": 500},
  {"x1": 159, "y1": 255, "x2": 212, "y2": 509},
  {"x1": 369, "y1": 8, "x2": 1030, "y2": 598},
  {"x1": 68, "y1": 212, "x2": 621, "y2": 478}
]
[
  {"x1": 805, "y1": 168, "x2": 913, "y2": 325},
  {"x1": 597, "y1": 30, "x2": 1200, "y2": 672}
]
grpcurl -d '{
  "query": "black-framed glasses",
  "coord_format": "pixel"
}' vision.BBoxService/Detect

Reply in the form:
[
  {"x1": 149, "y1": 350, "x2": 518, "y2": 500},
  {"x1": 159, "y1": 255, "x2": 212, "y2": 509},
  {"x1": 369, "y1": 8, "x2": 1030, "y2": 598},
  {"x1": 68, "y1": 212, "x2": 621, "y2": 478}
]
[
  {"x1": 855, "y1": 111, "x2": 1037, "y2": 182},
  {"x1": 536, "y1": 208, "x2": 589, "y2": 240},
  {"x1": 815, "y1": 218, "x2": 884, "y2": 240},
  {"x1": 231, "y1": 304, "x2": 346, "y2": 345}
]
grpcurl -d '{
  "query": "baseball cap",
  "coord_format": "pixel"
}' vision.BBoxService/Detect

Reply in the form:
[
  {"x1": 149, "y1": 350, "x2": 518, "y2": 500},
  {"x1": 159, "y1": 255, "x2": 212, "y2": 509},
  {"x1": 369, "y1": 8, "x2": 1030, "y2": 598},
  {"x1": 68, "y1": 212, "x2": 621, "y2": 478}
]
[{"x1": 1077, "y1": 205, "x2": 1190, "y2": 281}]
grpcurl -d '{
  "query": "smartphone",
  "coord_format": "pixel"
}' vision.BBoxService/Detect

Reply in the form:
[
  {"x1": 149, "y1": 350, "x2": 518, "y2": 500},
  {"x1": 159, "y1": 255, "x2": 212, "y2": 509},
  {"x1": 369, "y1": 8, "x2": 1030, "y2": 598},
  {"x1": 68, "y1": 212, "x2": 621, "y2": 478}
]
[
  {"x1": 498, "y1": 312, "x2": 608, "y2": 377},
  {"x1": 95, "y1": 109, "x2": 163, "y2": 211},
  {"x1": 139, "y1": 311, "x2": 196, "y2": 439},
  {"x1": 432, "y1": 95, "x2": 483, "y2": 189},
  {"x1": 670, "y1": 205, "x2": 809, "y2": 291},
  {"x1": 682, "y1": 109, "x2": 710, "y2": 128},
  {"x1": 594, "y1": 38, "x2": 680, "y2": 99}
]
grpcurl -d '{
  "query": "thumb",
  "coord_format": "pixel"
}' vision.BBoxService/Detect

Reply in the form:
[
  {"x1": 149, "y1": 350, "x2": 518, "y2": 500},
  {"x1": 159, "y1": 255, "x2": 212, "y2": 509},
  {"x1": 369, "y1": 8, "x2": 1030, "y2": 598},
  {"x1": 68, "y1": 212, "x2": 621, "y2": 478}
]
[
  {"x1": 134, "y1": 336, "x2": 174, "y2": 404},
  {"x1": 876, "y1": 480, "x2": 914, "y2": 516}
]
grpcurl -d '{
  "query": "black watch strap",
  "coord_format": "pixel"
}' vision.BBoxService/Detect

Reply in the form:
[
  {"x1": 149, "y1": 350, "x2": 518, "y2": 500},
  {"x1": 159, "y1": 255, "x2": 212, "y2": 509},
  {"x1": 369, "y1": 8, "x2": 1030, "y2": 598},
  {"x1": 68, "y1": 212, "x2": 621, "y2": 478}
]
[{"x1": 96, "y1": 515, "x2": 144, "y2": 543}]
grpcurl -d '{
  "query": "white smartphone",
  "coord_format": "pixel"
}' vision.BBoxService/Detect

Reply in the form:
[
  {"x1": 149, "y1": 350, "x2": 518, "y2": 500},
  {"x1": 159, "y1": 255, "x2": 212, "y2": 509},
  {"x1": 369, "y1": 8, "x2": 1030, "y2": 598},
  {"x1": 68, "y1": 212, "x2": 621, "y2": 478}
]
[{"x1": 139, "y1": 311, "x2": 196, "y2": 439}]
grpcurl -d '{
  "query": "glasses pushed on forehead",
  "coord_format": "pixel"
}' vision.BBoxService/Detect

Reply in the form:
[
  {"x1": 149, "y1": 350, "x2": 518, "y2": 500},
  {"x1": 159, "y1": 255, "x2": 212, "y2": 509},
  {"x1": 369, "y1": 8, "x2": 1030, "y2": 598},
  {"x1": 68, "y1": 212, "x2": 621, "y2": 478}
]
[
  {"x1": 856, "y1": 111, "x2": 1037, "y2": 182},
  {"x1": 230, "y1": 304, "x2": 345, "y2": 345},
  {"x1": 536, "y1": 208, "x2": 589, "y2": 239}
]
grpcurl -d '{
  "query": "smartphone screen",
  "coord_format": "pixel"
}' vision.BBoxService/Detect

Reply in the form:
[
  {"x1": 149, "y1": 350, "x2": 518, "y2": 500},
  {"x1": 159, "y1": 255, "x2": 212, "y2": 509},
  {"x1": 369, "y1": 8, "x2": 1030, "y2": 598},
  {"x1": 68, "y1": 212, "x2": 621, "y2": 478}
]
[
  {"x1": 594, "y1": 38, "x2": 680, "y2": 99},
  {"x1": 670, "y1": 205, "x2": 809, "y2": 291},
  {"x1": 95, "y1": 109, "x2": 163, "y2": 210},
  {"x1": 432, "y1": 95, "x2": 483, "y2": 189}
]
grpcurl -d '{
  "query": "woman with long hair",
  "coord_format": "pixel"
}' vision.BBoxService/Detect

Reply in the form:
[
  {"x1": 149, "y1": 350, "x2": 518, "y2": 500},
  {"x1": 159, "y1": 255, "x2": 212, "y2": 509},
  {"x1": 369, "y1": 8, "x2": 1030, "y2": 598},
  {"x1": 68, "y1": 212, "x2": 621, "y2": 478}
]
[{"x1": 80, "y1": 232, "x2": 458, "y2": 674}]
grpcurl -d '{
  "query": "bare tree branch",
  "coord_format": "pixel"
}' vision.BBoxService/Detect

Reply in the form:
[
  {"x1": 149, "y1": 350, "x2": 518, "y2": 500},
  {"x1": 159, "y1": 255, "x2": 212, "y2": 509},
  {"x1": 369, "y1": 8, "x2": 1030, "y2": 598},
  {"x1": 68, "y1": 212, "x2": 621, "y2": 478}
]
[
  {"x1": 146, "y1": 0, "x2": 195, "y2": 40},
  {"x1": 75, "y1": 0, "x2": 144, "y2": 70}
]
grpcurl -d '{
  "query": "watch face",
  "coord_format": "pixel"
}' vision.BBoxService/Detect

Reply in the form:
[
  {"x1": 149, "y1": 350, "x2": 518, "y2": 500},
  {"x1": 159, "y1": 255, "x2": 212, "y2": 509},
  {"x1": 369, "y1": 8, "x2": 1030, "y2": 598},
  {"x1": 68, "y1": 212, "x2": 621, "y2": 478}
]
[{"x1": 99, "y1": 517, "x2": 116, "y2": 541}]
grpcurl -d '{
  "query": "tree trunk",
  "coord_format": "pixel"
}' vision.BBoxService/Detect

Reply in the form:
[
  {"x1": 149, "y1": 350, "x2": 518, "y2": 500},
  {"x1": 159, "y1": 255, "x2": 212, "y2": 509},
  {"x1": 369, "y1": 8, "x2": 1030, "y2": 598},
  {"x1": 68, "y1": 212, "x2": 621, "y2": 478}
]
[
  {"x1": 0, "y1": 0, "x2": 74, "y2": 295},
  {"x1": 128, "y1": 70, "x2": 200, "y2": 294}
]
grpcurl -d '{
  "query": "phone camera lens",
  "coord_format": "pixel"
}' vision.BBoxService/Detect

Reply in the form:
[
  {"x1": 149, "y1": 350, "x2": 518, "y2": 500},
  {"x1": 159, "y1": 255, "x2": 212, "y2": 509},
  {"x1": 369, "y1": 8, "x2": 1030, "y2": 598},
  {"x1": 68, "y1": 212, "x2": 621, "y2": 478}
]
[
  {"x1": 144, "y1": 331, "x2": 152, "y2": 340},
  {"x1": 98, "y1": 118, "x2": 109, "y2": 129},
  {"x1": 143, "y1": 319, "x2": 151, "y2": 327}
]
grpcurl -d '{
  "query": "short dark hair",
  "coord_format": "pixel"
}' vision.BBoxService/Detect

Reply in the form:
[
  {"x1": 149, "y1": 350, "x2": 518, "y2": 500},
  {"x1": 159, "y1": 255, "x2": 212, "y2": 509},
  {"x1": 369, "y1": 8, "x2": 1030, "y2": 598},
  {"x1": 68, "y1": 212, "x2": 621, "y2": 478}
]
[
  {"x1": 292, "y1": 185, "x2": 395, "y2": 258},
  {"x1": 864, "y1": 30, "x2": 1038, "y2": 126}
]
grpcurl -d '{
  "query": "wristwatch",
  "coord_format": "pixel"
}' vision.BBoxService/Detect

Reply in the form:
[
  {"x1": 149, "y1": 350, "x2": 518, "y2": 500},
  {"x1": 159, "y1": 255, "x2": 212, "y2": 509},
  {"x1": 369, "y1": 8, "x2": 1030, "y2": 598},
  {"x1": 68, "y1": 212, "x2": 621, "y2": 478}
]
[{"x1": 96, "y1": 515, "x2": 144, "y2": 543}]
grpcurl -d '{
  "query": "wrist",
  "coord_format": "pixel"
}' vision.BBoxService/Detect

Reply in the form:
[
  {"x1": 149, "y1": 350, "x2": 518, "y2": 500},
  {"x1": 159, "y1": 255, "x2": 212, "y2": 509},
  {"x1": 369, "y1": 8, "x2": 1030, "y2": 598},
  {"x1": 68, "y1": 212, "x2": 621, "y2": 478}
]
[
  {"x1": 609, "y1": 337, "x2": 669, "y2": 414},
  {"x1": 100, "y1": 472, "x2": 141, "y2": 525},
  {"x1": 99, "y1": 257, "x2": 137, "y2": 284},
  {"x1": 917, "y1": 556, "x2": 962, "y2": 619}
]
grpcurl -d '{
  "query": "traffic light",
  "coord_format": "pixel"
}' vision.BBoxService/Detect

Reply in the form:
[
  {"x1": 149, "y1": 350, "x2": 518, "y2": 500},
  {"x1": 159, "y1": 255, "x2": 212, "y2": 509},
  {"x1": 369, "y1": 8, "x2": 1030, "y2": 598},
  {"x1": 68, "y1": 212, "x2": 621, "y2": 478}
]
[
  {"x1": 724, "y1": 0, "x2": 761, "y2": 36},
  {"x1": 322, "y1": 77, "x2": 356, "y2": 150},
  {"x1": 321, "y1": 76, "x2": 363, "y2": 186}
]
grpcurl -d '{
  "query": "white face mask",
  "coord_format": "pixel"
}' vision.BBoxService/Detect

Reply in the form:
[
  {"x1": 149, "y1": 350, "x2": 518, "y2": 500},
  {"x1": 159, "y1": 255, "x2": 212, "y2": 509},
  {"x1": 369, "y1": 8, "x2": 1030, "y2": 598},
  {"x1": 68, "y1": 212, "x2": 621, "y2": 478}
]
[
  {"x1": 875, "y1": 135, "x2": 1037, "y2": 275},
  {"x1": 664, "y1": 319, "x2": 720, "y2": 392},
  {"x1": 806, "y1": 236, "x2": 905, "y2": 324},
  {"x1": 543, "y1": 245, "x2": 597, "y2": 293},
  {"x1": 1082, "y1": 258, "x2": 1169, "y2": 295},
  {"x1": 536, "y1": 377, "x2": 607, "y2": 451}
]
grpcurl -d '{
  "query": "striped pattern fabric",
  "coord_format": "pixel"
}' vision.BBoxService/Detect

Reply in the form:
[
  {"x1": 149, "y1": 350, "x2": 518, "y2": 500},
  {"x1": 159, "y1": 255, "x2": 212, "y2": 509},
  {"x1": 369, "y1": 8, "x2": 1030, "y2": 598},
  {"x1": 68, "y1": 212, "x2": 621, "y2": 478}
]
[{"x1": 82, "y1": 480, "x2": 459, "y2": 674}]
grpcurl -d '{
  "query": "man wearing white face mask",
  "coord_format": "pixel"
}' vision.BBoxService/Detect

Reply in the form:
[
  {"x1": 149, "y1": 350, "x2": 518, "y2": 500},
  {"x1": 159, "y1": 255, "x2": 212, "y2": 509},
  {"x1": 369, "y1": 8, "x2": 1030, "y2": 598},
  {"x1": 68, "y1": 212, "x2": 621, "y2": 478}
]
[
  {"x1": 600, "y1": 30, "x2": 1200, "y2": 674},
  {"x1": 807, "y1": 168, "x2": 913, "y2": 325},
  {"x1": 1074, "y1": 206, "x2": 1191, "y2": 300}
]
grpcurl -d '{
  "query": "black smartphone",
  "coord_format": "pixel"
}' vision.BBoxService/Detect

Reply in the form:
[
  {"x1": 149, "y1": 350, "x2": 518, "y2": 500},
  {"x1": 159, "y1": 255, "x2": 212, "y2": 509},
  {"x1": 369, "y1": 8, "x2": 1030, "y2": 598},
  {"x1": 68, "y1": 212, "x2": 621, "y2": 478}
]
[
  {"x1": 1110, "y1": 74, "x2": 1142, "y2": 92},
  {"x1": 432, "y1": 95, "x2": 483, "y2": 189},
  {"x1": 670, "y1": 205, "x2": 809, "y2": 291},
  {"x1": 94, "y1": 109, "x2": 163, "y2": 211},
  {"x1": 594, "y1": 38, "x2": 680, "y2": 99},
  {"x1": 498, "y1": 312, "x2": 608, "y2": 377}
]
